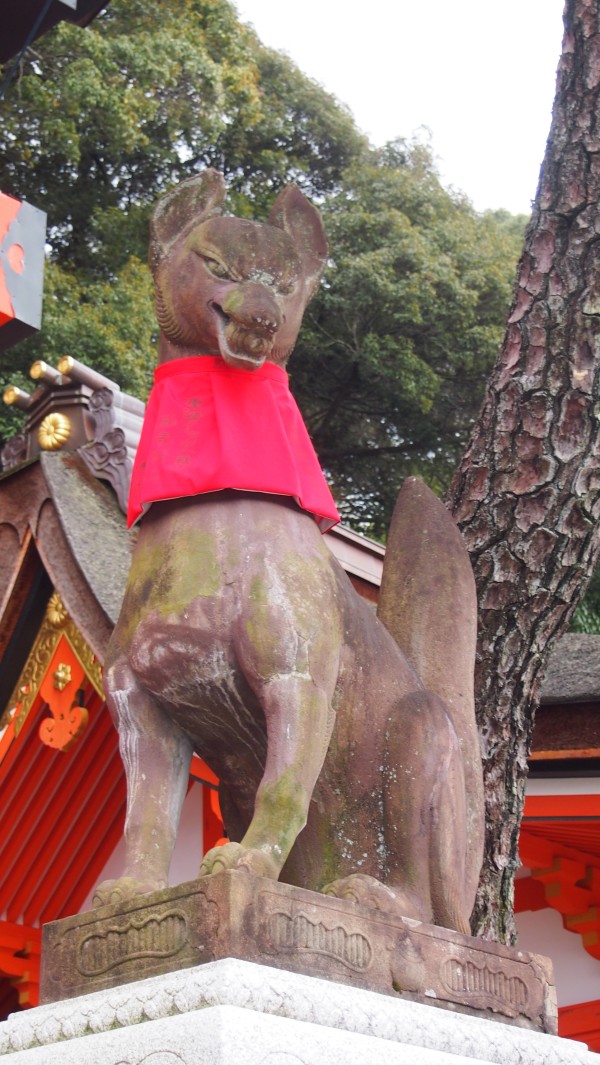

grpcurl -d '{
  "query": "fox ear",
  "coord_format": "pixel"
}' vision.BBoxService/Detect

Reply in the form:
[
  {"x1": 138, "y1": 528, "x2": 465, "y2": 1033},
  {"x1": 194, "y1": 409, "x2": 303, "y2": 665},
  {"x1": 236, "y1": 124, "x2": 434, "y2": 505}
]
[
  {"x1": 149, "y1": 170, "x2": 226, "y2": 272},
  {"x1": 268, "y1": 184, "x2": 328, "y2": 294}
]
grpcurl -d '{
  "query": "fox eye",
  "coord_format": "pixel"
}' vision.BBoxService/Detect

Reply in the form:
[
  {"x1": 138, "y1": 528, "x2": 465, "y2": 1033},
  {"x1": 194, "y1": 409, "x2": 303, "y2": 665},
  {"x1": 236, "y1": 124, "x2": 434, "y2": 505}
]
[{"x1": 204, "y1": 258, "x2": 232, "y2": 280}]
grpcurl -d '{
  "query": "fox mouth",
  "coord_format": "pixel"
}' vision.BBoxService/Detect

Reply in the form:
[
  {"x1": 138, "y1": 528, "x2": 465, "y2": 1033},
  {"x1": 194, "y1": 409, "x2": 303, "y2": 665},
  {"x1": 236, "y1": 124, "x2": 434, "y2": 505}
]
[{"x1": 211, "y1": 303, "x2": 273, "y2": 369}]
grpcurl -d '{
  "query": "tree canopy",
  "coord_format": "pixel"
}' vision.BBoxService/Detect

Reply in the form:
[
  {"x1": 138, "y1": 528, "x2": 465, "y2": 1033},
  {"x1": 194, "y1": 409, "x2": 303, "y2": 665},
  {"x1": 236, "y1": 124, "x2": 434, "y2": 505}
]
[
  {"x1": 293, "y1": 140, "x2": 526, "y2": 535},
  {"x1": 0, "y1": 0, "x2": 364, "y2": 272},
  {"x1": 0, "y1": 0, "x2": 524, "y2": 542},
  {"x1": 0, "y1": 0, "x2": 365, "y2": 440}
]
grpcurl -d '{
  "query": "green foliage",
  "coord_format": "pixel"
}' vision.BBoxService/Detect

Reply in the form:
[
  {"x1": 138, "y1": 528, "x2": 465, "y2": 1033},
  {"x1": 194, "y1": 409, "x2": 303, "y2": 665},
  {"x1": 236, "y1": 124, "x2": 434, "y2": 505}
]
[
  {"x1": 219, "y1": 47, "x2": 365, "y2": 210},
  {"x1": 570, "y1": 566, "x2": 600, "y2": 634},
  {"x1": 2, "y1": 2, "x2": 255, "y2": 270},
  {"x1": 290, "y1": 139, "x2": 526, "y2": 536},
  {"x1": 0, "y1": 4, "x2": 525, "y2": 542},
  {"x1": 570, "y1": 602, "x2": 600, "y2": 634},
  {"x1": 0, "y1": 258, "x2": 155, "y2": 442},
  {"x1": 0, "y1": 0, "x2": 364, "y2": 275},
  {"x1": 0, "y1": 0, "x2": 364, "y2": 430}
]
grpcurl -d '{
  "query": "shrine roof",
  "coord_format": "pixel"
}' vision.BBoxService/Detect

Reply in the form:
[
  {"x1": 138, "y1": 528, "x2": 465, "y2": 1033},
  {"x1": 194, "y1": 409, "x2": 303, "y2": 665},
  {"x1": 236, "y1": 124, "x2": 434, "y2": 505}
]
[{"x1": 540, "y1": 633, "x2": 600, "y2": 705}]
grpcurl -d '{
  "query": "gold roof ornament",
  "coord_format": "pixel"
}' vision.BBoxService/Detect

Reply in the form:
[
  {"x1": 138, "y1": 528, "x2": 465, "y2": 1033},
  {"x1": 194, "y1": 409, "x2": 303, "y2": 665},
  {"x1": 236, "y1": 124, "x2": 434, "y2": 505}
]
[
  {"x1": 30, "y1": 360, "x2": 69, "y2": 386},
  {"x1": 47, "y1": 592, "x2": 69, "y2": 628},
  {"x1": 3, "y1": 385, "x2": 32, "y2": 410},
  {"x1": 38, "y1": 411, "x2": 71, "y2": 451}
]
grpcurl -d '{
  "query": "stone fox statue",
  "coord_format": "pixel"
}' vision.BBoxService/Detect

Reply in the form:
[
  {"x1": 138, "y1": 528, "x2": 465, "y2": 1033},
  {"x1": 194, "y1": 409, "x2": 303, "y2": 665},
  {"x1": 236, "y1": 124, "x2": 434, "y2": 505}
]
[{"x1": 97, "y1": 170, "x2": 484, "y2": 935}]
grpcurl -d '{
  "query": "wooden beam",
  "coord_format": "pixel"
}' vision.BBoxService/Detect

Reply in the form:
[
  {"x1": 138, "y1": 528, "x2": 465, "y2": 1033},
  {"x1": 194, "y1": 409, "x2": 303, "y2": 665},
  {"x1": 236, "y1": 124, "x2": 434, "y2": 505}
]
[{"x1": 530, "y1": 748, "x2": 600, "y2": 760}]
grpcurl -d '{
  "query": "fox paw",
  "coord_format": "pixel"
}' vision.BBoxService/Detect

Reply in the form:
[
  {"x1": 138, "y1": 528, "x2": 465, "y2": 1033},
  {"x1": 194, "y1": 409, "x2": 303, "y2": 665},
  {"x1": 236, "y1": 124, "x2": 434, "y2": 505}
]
[
  {"x1": 92, "y1": 876, "x2": 164, "y2": 908},
  {"x1": 199, "y1": 842, "x2": 278, "y2": 880}
]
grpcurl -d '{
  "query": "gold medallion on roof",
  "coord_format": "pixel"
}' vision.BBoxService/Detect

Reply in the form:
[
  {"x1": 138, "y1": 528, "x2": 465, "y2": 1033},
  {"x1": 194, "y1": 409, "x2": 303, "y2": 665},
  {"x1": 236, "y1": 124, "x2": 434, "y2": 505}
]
[{"x1": 38, "y1": 411, "x2": 71, "y2": 450}]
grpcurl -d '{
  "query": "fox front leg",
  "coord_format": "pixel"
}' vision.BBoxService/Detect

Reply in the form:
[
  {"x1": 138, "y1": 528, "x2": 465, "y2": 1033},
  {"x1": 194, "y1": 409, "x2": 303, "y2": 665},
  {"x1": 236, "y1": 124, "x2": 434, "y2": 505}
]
[
  {"x1": 200, "y1": 671, "x2": 335, "y2": 880},
  {"x1": 94, "y1": 659, "x2": 192, "y2": 907},
  {"x1": 200, "y1": 562, "x2": 339, "y2": 881}
]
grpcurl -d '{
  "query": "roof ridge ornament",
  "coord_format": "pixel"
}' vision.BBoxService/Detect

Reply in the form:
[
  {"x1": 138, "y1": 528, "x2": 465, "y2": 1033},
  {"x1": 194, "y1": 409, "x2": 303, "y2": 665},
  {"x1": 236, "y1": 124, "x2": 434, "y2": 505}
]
[{"x1": 1, "y1": 357, "x2": 146, "y2": 513}]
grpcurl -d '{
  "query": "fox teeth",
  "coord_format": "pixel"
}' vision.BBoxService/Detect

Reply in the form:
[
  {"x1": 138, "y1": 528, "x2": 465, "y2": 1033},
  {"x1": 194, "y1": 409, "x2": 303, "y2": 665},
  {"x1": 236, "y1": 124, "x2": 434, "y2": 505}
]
[{"x1": 215, "y1": 313, "x2": 267, "y2": 369}]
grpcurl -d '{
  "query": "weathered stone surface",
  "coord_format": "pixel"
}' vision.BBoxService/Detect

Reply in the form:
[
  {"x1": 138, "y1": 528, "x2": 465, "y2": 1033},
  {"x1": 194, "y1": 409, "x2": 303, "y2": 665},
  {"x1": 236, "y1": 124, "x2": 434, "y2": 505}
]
[
  {"x1": 40, "y1": 872, "x2": 556, "y2": 1034},
  {"x1": 0, "y1": 1005, "x2": 497, "y2": 1065},
  {"x1": 3, "y1": 958, "x2": 594, "y2": 1065},
  {"x1": 99, "y1": 169, "x2": 484, "y2": 942}
]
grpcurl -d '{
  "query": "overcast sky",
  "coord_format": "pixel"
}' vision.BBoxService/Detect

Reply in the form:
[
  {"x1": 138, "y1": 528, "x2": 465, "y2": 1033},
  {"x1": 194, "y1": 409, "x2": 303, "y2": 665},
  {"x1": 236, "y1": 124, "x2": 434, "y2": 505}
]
[{"x1": 233, "y1": 0, "x2": 565, "y2": 216}]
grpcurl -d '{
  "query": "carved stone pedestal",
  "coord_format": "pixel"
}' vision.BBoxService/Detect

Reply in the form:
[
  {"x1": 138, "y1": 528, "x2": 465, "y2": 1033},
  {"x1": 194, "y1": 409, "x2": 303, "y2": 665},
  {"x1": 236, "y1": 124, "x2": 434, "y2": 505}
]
[
  {"x1": 39, "y1": 871, "x2": 555, "y2": 1032},
  {"x1": 1, "y1": 958, "x2": 598, "y2": 1065}
]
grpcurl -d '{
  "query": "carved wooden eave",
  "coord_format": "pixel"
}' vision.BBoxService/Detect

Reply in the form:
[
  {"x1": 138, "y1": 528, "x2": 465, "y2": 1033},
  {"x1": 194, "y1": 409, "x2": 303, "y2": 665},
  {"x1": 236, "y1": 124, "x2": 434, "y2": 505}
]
[
  {"x1": 2, "y1": 356, "x2": 145, "y2": 513},
  {"x1": 0, "y1": 450, "x2": 132, "y2": 702},
  {"x1": 0, "y1": 447, "x2": 130, "y2": 1014},
  {"x1": 0, "y1": 450, "x2": 133, "y2": 970}
]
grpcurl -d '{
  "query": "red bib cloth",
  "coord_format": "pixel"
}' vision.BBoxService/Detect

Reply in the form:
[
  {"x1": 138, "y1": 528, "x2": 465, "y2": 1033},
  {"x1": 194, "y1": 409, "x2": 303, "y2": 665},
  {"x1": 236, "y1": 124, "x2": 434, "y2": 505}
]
[{"x1": 127, "y1": 355, "x2": 340, "y2": 533}]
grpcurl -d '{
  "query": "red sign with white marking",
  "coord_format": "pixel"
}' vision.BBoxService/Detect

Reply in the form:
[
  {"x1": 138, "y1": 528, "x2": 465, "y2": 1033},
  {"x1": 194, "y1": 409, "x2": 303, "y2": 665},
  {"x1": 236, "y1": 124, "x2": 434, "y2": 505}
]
[{"x1": 0, "y1": 191, "x2": 46, "y2": 350}]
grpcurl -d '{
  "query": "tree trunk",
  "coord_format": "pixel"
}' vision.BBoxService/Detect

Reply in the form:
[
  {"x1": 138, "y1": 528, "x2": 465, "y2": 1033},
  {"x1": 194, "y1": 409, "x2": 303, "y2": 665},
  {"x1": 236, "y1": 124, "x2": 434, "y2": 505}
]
[{"x1": 446, "y1": 0, "x2": 600, "y2": 943}]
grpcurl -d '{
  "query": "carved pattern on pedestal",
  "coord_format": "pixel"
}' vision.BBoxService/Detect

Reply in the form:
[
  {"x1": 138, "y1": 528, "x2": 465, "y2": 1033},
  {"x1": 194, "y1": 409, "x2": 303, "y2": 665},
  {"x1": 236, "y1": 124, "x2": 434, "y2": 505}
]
[
  {"x1": 3, "y1": 591, "x2": 103, "y2": 735},
  {"x1": 440, "y1": 957, "x2": 529, "y2": 1011},
  {"x1": 267, "y1": 910, "x2": 372, "y2": 972},
  {"x1": 77, "y1": 912, "x2": 189, "y2": 976},
  {"x1": 388, "y1": 932, "x2": 426, "y2": 993}
]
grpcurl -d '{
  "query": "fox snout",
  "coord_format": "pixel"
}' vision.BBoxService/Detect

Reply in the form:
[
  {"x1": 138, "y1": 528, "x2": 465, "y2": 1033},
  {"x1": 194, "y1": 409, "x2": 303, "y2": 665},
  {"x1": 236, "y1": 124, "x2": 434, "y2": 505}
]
[
  {"x1": 221, "y1": 283, "x2": 282, "y2": 334},
  {"x1": 222, "y1": 281, "x2": 281, "y2": 330},
  {"x1": 214, "y1": 283, "x2": 283, "y2": 366}
]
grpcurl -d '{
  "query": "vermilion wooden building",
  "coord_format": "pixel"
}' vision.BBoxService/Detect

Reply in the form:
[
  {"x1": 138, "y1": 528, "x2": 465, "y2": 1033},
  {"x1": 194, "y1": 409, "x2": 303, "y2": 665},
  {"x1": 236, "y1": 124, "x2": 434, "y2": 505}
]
[
  {"x1": 516, "y1": 636, "x2": 600, "y2": 1052},
  {"x1": 1, "y1": 359, "x2": 600, "y2": 1051}
]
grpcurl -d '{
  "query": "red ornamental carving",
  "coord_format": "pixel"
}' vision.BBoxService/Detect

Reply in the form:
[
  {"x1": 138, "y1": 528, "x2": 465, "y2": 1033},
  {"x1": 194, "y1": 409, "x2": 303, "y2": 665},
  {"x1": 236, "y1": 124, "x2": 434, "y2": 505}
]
[
  {"x1": 39, "y1": 700, "x2": 89, "y2": 752},
  {"x1": 38, "y1": 639, "x2": 89, "y2": 752}
]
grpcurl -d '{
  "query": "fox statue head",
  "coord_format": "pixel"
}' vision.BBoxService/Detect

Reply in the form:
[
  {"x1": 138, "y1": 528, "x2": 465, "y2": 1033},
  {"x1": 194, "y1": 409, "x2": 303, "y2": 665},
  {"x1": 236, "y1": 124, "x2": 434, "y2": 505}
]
[{"x1": 149, "y1": 169, "x2": 328, "y2": 371}]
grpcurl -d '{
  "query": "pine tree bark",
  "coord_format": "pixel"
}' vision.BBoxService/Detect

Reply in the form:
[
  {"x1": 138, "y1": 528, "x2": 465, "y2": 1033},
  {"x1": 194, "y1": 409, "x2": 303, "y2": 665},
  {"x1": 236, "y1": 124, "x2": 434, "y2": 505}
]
[{"x1": 446, "y1": 0, "x2": 600, "y2": 943}]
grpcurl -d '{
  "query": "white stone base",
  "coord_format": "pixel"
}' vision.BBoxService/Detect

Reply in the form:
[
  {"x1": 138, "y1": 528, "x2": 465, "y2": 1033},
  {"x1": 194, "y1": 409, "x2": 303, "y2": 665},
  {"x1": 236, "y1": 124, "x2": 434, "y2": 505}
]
[{"x1": 0, "y1": 959, "x2": 598, "y2": 1065}]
